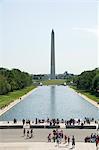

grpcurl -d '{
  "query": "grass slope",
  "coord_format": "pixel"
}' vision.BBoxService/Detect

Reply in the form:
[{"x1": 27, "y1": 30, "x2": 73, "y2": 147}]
[
  {"x1": 70, "y1": 86, "x2": 99, "y2": 103},
  {"x1": 0, "y1": 85, "x2": 36, "y2": 109},
  {"x1": 42, "y1": 79, "x2": 66, "y2": 85}
]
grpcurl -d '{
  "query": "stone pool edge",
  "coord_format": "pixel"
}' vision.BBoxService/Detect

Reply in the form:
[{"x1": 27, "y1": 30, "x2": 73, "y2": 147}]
[
  {"x1": 70, "y1": 87, "x2": 99, "y2": 108},
  {"x1": 0, "y1": 88, "x2": 38, "y2": 116}
]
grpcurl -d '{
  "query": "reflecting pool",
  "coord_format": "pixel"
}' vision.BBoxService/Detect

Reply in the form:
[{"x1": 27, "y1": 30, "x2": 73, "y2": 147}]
[{"x1": 0, "y1": 86, "x2": 98, "y2": 121}]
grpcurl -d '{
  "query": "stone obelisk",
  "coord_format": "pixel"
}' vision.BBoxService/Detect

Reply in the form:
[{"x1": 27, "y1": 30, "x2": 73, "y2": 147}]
[{"x1": 50, "y1": 29, "x2": 55, "y2": 79}]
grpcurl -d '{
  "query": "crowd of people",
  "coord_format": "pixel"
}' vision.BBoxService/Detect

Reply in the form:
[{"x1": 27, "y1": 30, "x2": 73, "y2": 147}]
[
  {"x1": 11, "y1": 117, "x2": 98, "y2": 127},
  {"x1": 23, "y1": 128, "x2": 33, "y2": 139},
  {"x1": 85, "y1": 133, "x2": 98, "y2": 143},
  {"x1": 35, "y1": 117, "x2": 98, "y2": 126},
  {"x1": 47, "y1": 129, "x2": 75, "y2": 148},
  {"x1": 84, "y1": 133, "x2": 99, "y2": 149},
  {"x1": 22, "y1": 119, "x2": 33, "y2": 139},
  {"x1": 9, "y1": 118, "x2": 99, "y2": 149}
]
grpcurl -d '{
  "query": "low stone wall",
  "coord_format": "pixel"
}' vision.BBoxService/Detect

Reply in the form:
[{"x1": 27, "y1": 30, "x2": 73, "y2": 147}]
[
  {"x1": 0, "y1": 125, "x2": 60, "y2": 129},
  {"x1": 66, "y1": 125, "x2": 96, "y2": 129},
  {"x1": 0, "y1": 124, "x2": 97, "y2": 129}
]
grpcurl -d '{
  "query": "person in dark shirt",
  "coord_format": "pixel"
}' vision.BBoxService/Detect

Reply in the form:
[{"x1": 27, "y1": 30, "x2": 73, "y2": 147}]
[{"x1": 72, "y1": 135, "x2": 75, "y2": 148}]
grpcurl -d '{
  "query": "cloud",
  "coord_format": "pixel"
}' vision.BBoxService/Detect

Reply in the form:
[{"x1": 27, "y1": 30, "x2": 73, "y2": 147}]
[{"x1": 72, "y1": 27, "x2": 99, "y2": 37}]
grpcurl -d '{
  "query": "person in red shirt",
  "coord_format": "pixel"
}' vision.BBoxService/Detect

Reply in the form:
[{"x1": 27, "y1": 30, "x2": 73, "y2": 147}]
[
  {"x1": 96, "y1": 136, "x2": 99, "y2": 149},
  {"x1": 64, "y1": 135, "x2": 67, "y2": 143}
]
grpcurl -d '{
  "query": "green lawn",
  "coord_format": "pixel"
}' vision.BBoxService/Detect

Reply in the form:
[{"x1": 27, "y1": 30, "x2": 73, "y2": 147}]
[
  {"x1": 0, "y1": 85, "x2": 36, "y2": 109},
  {"x1": 70, "y1": 86, "x2": 99, "y2": 103},
  {"x1": 42, "y1": 79, "x2": 66, "y2": 85},
  {"x1": 79, "y1": 91, "x2": 99, "y2": 103}
]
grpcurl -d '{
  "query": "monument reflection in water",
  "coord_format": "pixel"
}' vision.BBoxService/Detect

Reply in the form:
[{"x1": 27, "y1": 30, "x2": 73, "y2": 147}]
[
  {"x1": 0, "y1": 86, "x2": 98, "y2": 121},
  {"x1": 50, "y1": 86, "x2": 56, "y2": 118}
]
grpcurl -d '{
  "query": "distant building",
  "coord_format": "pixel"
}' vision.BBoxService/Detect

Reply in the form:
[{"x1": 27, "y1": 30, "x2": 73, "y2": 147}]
[
  {"x1": 56, "y1": 71, "x2": 74, "y2": 79},
  {"x1": 32, "y1": 74, "x2": 49, "y2": 80}
]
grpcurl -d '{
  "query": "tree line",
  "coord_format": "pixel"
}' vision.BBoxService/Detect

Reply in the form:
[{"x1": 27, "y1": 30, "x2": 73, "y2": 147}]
[
  {"x1": 0, "y1": 68, "x2": 32, "y2": 95},
  {"x1": 72, "y1": 68, "x2": 99, "y2": 96}
]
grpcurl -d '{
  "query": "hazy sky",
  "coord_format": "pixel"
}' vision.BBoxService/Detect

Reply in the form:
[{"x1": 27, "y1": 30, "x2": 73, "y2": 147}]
[{"x1": 0, "y1": 0, "x2": 98, "y2": 74}]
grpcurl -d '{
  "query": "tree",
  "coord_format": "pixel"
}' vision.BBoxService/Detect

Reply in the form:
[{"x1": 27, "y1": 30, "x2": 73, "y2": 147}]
[
  {"x1": 92, "y1": 74, "x2": 99, "y2": 95},
  {"x1": 0, "y1": 74, "x2": 11, "y2": 95},
  {"x1": 75, "y1": 70, "x2": 96, "y2": 91},
  {"x1": 0, "y1": 68, "x2": 33, "y2": 95}
]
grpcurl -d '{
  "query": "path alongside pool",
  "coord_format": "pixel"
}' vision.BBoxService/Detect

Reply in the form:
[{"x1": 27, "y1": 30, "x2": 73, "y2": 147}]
[{"x1": 0, "y1": 120, "x2": 98, "y2": 129}]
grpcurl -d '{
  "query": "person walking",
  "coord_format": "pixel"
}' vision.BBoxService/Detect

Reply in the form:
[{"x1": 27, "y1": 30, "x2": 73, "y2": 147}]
[
  {"x1": 27, "y1": 130, "x2": 29, "y2": 139},
  {"x1": 67, "y1": 136, "x2": 70, "y2": 145},
  {"x1": 56, "y1": 136, "x2": 59, "y2": 147},
  {"x1": 30, "y1": 129, "x2": 33, "y2": 138},
  {"x1": 47, "y1": 133, "x2": 51, "y2": 142},
  {"x1": 64, "y1": 135, "x2": 67, "y2": 143},
  {"x1": 23, "y1": 128, "x2": 25, "y2": 136},
  {"x1": 72, "y1": 135, "x2": 75, "y2": 148},
  {"x1": 22, "y1": 119, "x2": 25, "y2": 125},
  {"x1": 52, "y1": 135, "x2": 56, "y2": 143},
  {"x1": 96, "y1": 136, "x2": 99, "y2": 150}
]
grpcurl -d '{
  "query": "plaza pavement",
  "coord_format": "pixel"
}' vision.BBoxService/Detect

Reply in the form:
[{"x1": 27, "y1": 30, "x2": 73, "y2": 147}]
[
  {"x1": 0, "y1": 142, "x2": 97, "y2": 150},
  {"x1": 0, "y1": 128, "x2": 98, "y2": 149},
  {"x1": 0, "y1": 128, "x2": 98, "y2": 142}
]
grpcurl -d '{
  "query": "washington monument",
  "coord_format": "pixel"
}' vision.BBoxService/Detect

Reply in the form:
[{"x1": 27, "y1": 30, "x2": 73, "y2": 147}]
[{"x1": 50, "y1": 29, "x2": 55, "y2": 79}]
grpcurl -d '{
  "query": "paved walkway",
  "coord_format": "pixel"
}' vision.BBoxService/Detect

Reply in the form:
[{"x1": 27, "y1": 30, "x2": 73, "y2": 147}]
[
  {"x1": 0, "y1": 129, "x2": 97, "y2": 142},
  {"x1": 0, "y1": 142, "x2": 97, "y2": 150},
  {"x1": 0, "y1": 128, "x2": 98, "y2": 149}
]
